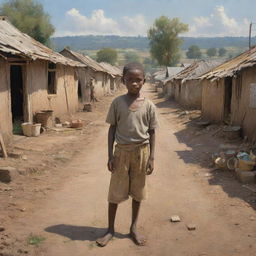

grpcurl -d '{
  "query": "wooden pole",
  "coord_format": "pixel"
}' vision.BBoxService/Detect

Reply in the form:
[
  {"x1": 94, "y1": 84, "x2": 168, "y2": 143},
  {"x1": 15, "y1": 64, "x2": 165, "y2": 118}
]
[
  {"x1": 249, "y1": 22, "x2": 252, "y2": 50},
  {"x1": 0, "y1": 133, "x2": 8, "y2": 158}
]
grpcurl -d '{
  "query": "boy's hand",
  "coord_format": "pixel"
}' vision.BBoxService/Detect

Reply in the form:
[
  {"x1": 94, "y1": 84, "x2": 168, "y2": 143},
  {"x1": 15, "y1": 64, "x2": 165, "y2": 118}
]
[
  {"x1": 107, "y1": 157, "x2": 114, "y2": 172},
  {"x1": 146, "y1": 157, "x2": 154, "y2": 175}
]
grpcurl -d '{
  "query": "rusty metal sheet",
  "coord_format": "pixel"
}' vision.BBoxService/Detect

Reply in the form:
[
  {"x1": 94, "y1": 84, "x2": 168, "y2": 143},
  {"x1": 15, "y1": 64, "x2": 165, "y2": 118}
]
[
  {"x1": 0, "y1": 18, "x2": 84, "y2": 67},
  {"x1": 201, "y1": 46, "x2": 256, "y2": 80}
]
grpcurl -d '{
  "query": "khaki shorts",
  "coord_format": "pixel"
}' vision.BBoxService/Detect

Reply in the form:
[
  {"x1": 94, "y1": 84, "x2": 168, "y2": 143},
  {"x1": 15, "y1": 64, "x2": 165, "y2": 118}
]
[{"x1": 108, "y1": 143, "x2": 150, "y2": 204}]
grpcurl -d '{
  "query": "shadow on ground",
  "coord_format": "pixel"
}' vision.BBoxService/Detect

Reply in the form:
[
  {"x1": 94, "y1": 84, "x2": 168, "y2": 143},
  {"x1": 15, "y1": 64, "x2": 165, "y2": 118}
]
[
  {"x1": 150, "y1": 88, "x2": 256, "y2": 210},
  {"x1": 45, "y1": 224, "x2": 129, "y2": 241}
]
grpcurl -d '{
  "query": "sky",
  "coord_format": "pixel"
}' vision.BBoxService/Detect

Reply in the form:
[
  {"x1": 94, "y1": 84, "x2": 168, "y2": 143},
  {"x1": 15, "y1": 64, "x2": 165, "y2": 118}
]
[{"x1": 2, "y1": 0, "x2": 256, "y2": 37}]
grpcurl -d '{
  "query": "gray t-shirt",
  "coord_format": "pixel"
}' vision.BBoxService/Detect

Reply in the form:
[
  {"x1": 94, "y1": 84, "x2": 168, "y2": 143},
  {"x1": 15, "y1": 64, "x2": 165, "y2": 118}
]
[{"x1": 106, "y1": 94, "x2": 158, "y2": 144}]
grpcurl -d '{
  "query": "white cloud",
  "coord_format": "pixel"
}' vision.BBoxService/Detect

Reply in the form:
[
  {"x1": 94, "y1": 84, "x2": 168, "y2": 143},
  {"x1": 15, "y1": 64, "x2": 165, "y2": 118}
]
[
  {"x1": 121, "y1": 15, "x2": 148, "y2": 36},
  {"x1": 188, "y1": 5, "x2": 250, "y2": 37},
  {"x1": 55, "y1": 8, "x2": 148, "y2": 36}
]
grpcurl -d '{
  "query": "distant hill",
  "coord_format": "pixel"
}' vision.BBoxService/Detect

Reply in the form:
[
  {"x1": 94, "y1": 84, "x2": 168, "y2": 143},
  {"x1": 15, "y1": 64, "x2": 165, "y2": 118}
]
[{"x1": 51, "y1": 35, "x2": 255, "y2": 52}]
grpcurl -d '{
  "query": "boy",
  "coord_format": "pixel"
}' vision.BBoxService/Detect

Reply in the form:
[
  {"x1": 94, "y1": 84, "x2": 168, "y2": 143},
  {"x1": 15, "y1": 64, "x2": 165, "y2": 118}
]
[{"x1": 96, "y1": 62, "x2": 158, "y2": 247}]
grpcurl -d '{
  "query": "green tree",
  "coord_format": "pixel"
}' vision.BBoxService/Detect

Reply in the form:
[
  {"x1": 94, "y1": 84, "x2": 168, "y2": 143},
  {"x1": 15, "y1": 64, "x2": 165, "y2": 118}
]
[
  {"x1": 207, "y1": 48, "x2": 217, "y2": 57},
  {"x1": 124, "y1": 51, "x2": 140, "y2": 63},
  {"x1": 0, "y1": 0, "x2": 55, "y2": 45},
  {"x1": 186, "y1": 45, "x2": 202, "y2": 59},
  {"x1": 96, "y1": 48, "x2": 117, "y2": 65},
  {"x1": 218, "y1": 47, "x2": 227, "y2": 57},
  {"x1": 148, "y1": 16, "x2": 188, "y2": 67}
]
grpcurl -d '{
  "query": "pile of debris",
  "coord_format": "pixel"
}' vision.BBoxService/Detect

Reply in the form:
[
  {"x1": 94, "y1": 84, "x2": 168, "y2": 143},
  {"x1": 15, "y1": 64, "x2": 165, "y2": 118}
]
[{"x1": 213, "y1": 147, "x2": 256, "y2": 184}]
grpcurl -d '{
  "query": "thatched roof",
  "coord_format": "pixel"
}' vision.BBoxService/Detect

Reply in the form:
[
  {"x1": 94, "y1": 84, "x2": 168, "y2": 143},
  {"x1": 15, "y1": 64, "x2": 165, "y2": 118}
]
[
  {"x1": 0, "y1": 17, "x2": 84, "y2": 67},
  {"x1": 200, "y1": 46, "x2": 256, "y2": 81}
]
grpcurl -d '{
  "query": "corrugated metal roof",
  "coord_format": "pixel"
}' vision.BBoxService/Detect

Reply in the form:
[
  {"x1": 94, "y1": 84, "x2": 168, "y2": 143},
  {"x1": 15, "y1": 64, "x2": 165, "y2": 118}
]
[
  {"x1": 60, "y1": 48, "x2": 108, "y2": 73},
  {"x1": 100, "y1": 62, "x2": 122, "y2": 77},
  {"x1": 174, "y1": 60, "x2": 223, "y2": 83},
  {"x1": 163, "y1": 67, "x2": 186, "y2": 84},
  {"x1": 154, "y1": 67, "x2": 187, "y2": 82},
  {"x1": 201, "y1": 46, "x2": 256, "y2": 80},
  {"x1": 0, "y1": 17, "x2": 84, "y2": 67},
  {"x1": 154, "y1": 70, "x2": 166, "y2": 81},
  {"x1": 167, "y1": 67, "x2": 186, "y2": 78}
]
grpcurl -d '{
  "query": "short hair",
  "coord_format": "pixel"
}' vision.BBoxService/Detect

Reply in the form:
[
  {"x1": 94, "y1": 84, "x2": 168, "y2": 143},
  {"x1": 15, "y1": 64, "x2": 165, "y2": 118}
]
[{"x1": 123, "y1": 62, "x2": 145, "y2": 77}]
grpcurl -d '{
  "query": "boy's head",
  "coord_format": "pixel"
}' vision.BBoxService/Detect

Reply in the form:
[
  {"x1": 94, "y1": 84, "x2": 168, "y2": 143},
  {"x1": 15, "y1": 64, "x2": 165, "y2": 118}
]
[{"x1": 122, "y1": 62, "x2": 145, "y2": 95}]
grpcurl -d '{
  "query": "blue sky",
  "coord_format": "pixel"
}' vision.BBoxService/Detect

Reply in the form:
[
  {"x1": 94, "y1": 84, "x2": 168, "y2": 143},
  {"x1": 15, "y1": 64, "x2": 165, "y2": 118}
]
[{"x1": 1, "y1": 0, "x2": 256, "y2": 37}]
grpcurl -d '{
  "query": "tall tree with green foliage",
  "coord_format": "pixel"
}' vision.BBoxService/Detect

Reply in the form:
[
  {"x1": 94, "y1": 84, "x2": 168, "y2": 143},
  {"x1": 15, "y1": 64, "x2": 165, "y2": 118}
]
[
  {"x1": 148, "y1": 16, "x2": 188, "y2": 67},
  {"x1": 207, "y1": 48, "x2": 217, "y2": 57},
  {"x1": 186, "y1": 45, "x2": 202, "y2": 59},
  {"x1": 96, "y1": 48, "x2": 117, "y2": 65},
  {"x1": 0, "y1": 0, "x2": 55, "y2": 45}
]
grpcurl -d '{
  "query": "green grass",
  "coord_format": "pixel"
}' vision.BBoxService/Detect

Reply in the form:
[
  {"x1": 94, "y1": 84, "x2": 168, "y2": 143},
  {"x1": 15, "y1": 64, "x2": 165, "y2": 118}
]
[{"x1": 27, "y1": 234, "x2": 46, "y2": 246}]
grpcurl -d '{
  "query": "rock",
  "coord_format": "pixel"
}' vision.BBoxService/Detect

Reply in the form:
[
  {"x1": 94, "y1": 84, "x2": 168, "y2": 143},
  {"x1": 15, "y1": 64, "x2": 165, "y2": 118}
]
[
  {"x1": 170, "y1": 215, "x2": 181, "y2": 222},
  {"x1": 83, "y1": 103, "x2": 92, "y2": 112},
  {"x1": 0, "y1": 167, "x2": 18, "y2": 183},
  {"x1": 17, "y1": 169, "x2": 27, "y2": 176},
  {"x1": 21, "y1": 155, "x2": 28, "y2": 161},
  {"x1": 235, "y1": 169, "x2": 256, "y2": 184},
  {"x1": 0, "y1": 226, "x2": 5, "y2": 232},
  {"x1": 187, "y1": 224, "x2": 196, "y2": 231}
]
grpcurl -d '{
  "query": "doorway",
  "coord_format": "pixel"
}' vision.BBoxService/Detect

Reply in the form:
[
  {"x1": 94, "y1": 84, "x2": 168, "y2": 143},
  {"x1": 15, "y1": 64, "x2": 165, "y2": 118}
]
[
  {"x1": 224, "y1": 77, "x2": 233, "y2": 123},
  {"x1": 10, "y1": 65, "x2": 24, "y2": 134},
  {"x1": 78, "y1": 80, "x2": 82, "y2": 102}
]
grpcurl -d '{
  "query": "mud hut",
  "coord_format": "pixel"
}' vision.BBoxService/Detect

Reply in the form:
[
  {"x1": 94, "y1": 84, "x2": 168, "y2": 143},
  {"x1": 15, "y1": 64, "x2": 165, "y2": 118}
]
[
  {"x1": 99, "y1": 62, "x2": 122, "y2": 93},
  {"x1": 0, "y1": 17, "x2": 84, "y2": 143},
  {"x1": 171, "y1": 60, "x2": 222, "y2": 109},
  {"x1": 200, "y1": 46, "x2": 256, "y2": 142},
  {"x1": 162, "y1": 67, "x2": 186, "y2": 98},
  {"x1": 60, "y1": 48, "x2": 114, "y2": 102}
]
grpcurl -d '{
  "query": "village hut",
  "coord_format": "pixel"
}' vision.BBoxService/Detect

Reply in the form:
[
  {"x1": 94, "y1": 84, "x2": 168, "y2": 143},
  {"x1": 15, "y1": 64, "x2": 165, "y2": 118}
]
[
  {"x1": 162, "y1": 67, "x2": 186, "y2": 97},
  {"x1": 60, "y1": 48, "x2": 114, "y2": 102},
  {"x1": 171, "y1": 60, "x2": 222, "y2": 109},
  {"x1": 99, "y1": 62, "x2": 122, "y2": 92},
  {"x1": 200, "y1": 46, "x2": 256, "y2": 142},
  {"x1": 0, "y1": 17, "x2": 84, "y2": 144}
]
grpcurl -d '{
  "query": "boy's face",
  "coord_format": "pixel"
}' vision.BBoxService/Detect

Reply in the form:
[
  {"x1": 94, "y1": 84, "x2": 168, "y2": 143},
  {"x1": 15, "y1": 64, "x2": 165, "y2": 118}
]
[{"x1": 123, "y1": 69, "x2": 145, "y2": 95}]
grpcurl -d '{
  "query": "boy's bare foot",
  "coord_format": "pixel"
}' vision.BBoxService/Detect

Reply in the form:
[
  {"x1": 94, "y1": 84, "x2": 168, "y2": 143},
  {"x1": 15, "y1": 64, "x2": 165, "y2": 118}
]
[
  {"x1": 129, "y1": 228, "x2": 146, "y2": 246},
  {"x1": 96, "y1": 231, "x2": 114, "y2": 247}
]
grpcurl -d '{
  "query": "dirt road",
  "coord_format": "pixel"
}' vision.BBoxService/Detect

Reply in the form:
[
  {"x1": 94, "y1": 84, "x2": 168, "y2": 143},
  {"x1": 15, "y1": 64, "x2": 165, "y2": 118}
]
[{"x1": 2, "y1": 85, "x2": 256, "y2": 256}]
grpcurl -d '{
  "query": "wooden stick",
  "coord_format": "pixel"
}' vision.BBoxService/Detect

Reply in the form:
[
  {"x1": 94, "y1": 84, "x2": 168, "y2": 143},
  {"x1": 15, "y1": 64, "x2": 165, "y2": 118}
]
[{"x1": 0, "y1": 133, "x2": 8, "y2": 158}]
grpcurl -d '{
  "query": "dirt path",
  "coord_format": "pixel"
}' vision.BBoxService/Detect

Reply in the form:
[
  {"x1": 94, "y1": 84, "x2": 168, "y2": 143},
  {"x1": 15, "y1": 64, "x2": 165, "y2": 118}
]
[{"x1": 2, "y1": 85, "x2": 256, "y2": 256}]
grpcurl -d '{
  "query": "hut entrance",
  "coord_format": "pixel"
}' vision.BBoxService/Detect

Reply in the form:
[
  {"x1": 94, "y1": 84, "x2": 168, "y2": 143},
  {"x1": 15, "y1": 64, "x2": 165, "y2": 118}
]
[
  {"x1": 224, "y1": 77, "x2": 233, "y2": 123},
  {"x1": 110, "y1": 77, "x2": 115, "y2": 91},
  {"x1": 10, "y1": 65, "x2": 24, "y2": 134},
  {"x1": 78, "y1": 80, "x2": 82, "y2": 102}
]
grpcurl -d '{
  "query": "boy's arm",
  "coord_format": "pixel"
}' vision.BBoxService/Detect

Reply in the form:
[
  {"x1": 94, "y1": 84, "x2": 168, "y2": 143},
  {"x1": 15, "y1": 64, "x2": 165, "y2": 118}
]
[
  {"x1": 108, "y1": 124, "x2": 116, "y2": 172},
  {"x1": 147, "y1": 129, "x2": 156, "y2": 175}
]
